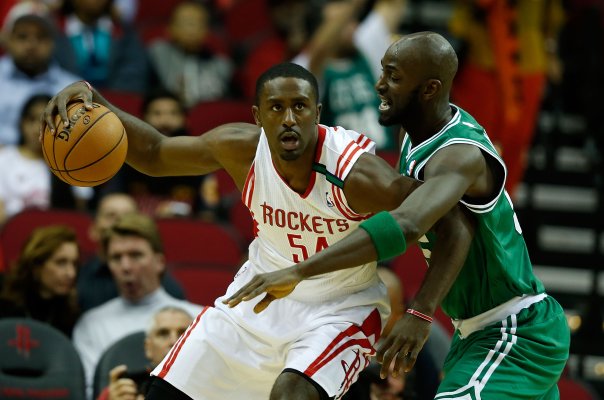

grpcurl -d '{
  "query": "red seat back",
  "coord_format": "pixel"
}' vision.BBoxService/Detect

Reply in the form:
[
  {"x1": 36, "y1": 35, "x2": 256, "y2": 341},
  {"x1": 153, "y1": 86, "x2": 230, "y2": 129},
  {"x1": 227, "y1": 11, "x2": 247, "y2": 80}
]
[
  {"x1": 557, "y1": 377, "x2": 598, "y2": 400},
  {"x1": 156, "y1": 218, "x2": 243, "y2": 267},
  {"x1": 0, "y1": 209, "x2": 95, "y2": 271},
  {"x1": 98, "y1": 90, "x2": 143, "y2": 118},
  {"x1": 170, "y1": 264, "x2": 236, "y2": 305},
  {"x1": 223, "y1": 0, "x2": 270, "y2": 44},
  {"x1": 186, "y1": 100, "x2": 254, "y2": 135},
  {"x1": 229, "y1": 201, "x2": 255, "y2": 247}
]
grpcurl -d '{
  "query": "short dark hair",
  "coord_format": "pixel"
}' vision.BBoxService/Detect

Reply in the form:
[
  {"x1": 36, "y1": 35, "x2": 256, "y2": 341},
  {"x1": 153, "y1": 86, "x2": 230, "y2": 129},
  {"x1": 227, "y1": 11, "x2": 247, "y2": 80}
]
[
  {"x1": 255, "y1": 62, "x2": 319, "y2": 105},
  {"x1": 19, "y1": 93, "x2": 52, "y2": 145},
  {"x1": 102, "y1": 212, "x2": 163, "y2": 254},
  {"x1": 142, "y1": 88, "x2": 186, "y2": 116}
]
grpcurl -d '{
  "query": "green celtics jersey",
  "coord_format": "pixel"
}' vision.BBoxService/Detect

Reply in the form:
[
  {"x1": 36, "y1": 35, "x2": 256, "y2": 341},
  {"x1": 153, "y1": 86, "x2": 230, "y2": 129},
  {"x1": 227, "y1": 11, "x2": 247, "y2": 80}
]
[
  {"x1": 321, "y1": 54, "x2": 397, "y2": 150},
  {"x1": 399, "y1": 105, "x2": 544, "y2": 319}
]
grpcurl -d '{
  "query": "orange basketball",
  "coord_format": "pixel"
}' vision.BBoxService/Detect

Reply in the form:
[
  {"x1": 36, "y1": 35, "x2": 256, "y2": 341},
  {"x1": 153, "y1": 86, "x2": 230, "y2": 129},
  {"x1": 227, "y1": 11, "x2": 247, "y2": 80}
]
[{"x1": 42, "y1": 102, "x2": 128, "y2": 187}]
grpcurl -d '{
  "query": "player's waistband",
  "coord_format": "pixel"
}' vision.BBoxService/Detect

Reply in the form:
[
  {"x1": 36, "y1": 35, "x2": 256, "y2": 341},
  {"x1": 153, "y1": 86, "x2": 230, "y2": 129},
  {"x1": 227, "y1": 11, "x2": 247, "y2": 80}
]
[{"x1": 451, "y1": 293, "x2": 547, "y2": 339}]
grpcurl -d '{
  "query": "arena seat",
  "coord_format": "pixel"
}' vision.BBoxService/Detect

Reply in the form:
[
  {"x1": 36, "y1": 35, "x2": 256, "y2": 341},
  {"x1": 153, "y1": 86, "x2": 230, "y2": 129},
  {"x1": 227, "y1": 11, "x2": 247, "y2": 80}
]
[
  {"x1": 155, "y1": 218, "x2": 244, "y2": 267},
  {"x1": 0, "y1": 209, "x2": 95, "y2": 270},
  {"x1": 186, "y1": 100, "x2": 254, "y2": 135},
  {"x1": 223, "y1": 0, "x2": 271, "y2": 45},
  {"x1": 376, "y1": 150, "x2": 400, "y2": 168},
  {"x1": 134, "y1": 0, "x2": 184, "y2": 27},
  {"x1": 92, "y1": 331, "x2": 147, "y2": 399},
  {"x1": 229, "y1": 201, "x2": 255, "y2": 246},
  {"x1": 558, "y1": 377, "x2": 600, "y2": 400},
  {"x1": 98, "y1": 90, "x2": 143, "y2": 118},
  {"x1": 0, "y1": 318, "x2": 86, "y2": 399},
  {"x1": 169, "y1": 264, "x2": 237, "y2": 306}
]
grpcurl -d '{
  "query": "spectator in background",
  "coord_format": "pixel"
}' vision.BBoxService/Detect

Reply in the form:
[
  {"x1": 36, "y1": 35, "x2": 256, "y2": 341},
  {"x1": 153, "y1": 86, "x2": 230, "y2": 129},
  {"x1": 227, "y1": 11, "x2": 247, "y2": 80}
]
[
  {"x1": 448, "y1": 0, "x2": 565, "y2": 196},
  {"x1": 0, "y1": 94, "x2": 93, "y2": 225},
  {"x1": 96, "y1": 306, "x2": 194, "y2": 400},
  {"x1": 147, "y1": 1, "x2": 233, "y2": 108},
  {"x1": 122, "y1": 89, "x2": 217, "y2": 219},
  {"x1": 0, "y1": 225, "x2": 80, "y2": 337},
  {"x1": 73, "y1": 212, "x2": 202, "y2": 396},
  {"x1": 54, "y1": 0, "x2": 148, "y2": 93},
  {"x1": 0, "y1": 1, "x2": 81, "y2": 146},
  {"x1": 111, "y1": 0, "x2": 138, "y2": 24},
  {"x1": 239, "y1": 0, "x2": 310, "y2": 100},
  {"x1": 77, "y1": 192, "x2": 185, "y2": 312},
  {"x1": 295, "y1": 0, "x2": 406, "y2": 150}
]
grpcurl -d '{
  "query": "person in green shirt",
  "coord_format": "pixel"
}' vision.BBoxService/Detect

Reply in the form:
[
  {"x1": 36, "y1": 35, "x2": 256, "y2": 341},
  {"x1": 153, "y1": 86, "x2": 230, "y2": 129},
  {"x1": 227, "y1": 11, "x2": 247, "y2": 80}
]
[{"x1": 227, "y1": 32, "x2": 570, "y2": 400}]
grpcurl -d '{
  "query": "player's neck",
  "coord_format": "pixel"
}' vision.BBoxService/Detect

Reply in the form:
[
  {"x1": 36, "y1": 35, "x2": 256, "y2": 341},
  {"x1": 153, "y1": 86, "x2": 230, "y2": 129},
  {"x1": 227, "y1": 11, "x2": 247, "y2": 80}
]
[
  {"x1": 404, "y1": 106, "x2": 453, "y2": 145},
  {"x1": 274, "y1": 158, "x2": 315, "y2": 195}
]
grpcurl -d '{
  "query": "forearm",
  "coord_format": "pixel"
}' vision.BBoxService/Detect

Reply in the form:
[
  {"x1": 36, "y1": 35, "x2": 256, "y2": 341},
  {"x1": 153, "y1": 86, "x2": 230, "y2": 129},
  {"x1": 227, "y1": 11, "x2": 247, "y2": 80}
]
[
  {"x1": 297, "y1": 213, "x2": 419, "y2": 279},
  {"x1": 411, "y1": 206, "x2": 474, "y2": 315},
  {"x1": 91, "y1": 89, "x2": 165, "y2": 175},
  {"x1": 297, "y1": 228, "x2": 378, "y2": 279}
]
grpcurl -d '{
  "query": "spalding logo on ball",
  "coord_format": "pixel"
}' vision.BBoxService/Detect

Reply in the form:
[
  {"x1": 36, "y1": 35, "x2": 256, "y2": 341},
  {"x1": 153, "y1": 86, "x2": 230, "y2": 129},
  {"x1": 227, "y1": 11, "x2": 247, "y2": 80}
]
[{"x1": 43, "y1": 102, "x2": 128, "y2": 187}]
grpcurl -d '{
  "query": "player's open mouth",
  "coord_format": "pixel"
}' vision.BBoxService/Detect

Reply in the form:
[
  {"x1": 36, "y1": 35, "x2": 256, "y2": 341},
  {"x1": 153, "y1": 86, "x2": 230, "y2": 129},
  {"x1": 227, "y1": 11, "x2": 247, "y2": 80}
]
[
  {"x1": 280, "y1": 132, "x2": 300, "y2": 150},
  {"x1": 378, "y1": 97, "x2": 391, "y2": 111}
]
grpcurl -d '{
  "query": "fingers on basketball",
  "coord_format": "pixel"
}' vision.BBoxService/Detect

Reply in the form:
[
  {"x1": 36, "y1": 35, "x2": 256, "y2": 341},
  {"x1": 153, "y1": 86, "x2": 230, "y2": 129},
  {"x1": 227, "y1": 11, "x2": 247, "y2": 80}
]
[{"x1": 42, "y1": 103, "x2": 127, "y2": 187}]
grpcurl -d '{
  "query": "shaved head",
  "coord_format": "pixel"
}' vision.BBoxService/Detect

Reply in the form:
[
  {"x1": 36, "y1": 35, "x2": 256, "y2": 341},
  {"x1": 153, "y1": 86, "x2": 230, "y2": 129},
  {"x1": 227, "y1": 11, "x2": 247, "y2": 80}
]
[
  {"x1": 390, "y1": 31, "x2": 458, "y2": 92},
  {"x1": 376, "y1": 31, "x2": 458, "y2": 128}
]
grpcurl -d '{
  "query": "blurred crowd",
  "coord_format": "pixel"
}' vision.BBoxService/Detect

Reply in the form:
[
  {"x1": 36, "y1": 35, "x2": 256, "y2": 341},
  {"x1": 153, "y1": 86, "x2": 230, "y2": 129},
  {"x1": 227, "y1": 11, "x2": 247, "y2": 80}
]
[{"x1": 0, "y1": 0, "x2": 602, "y2": 399}]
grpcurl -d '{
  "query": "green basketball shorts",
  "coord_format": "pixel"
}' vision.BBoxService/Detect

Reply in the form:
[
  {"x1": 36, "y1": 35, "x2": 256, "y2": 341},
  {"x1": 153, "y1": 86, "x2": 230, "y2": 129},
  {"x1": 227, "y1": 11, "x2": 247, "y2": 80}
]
[{"x1": 436, "y1": 296, "x2": 570, "y2": 400}]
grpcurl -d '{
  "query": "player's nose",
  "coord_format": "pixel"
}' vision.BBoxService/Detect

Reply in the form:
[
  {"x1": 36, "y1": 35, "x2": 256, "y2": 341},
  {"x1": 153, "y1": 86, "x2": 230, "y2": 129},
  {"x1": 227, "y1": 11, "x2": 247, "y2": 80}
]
[{"x1": 282, "y1": 108, "x2": 296, "y2": 127}]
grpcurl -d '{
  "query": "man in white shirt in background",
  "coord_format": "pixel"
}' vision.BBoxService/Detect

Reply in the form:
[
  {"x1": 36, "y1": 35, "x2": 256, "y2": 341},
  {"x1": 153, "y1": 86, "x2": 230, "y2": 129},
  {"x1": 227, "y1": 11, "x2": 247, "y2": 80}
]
[{"x1": 72, "y1": 212, "x2": 202, "y2": 399}]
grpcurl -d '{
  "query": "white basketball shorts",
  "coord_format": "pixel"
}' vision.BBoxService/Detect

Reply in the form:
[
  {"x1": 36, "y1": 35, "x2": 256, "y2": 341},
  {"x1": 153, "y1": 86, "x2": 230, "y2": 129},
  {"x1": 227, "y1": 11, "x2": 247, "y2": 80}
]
[{"x1": 151, "y1": 261, "x2": 390, "y2": 399}]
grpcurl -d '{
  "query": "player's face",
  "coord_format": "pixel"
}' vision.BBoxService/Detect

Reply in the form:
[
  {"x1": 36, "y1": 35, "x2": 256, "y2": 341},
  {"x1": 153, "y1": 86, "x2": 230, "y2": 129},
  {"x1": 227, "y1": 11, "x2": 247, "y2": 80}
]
[
  {"x1": 144, "y1": 98, "x2": 186, "y2": 136},
  {"x1": 37, "y1": 242, "x2": 79, "y2": 298},
  {"x1": 375, "y1": 47, "x2": 422, "y2": 127},
  {"x1": 253, "y1": 77, "x2": 321, "y2": 162},
  {"x1": 145, "y1": 310, "x2": 193, "y2": 366},
  {"x1": 8, "y1": 21, "x2": 53, "y2": 76},
  {"x1": 107, "y1": 235, "x2": 164, "y2": 301}
]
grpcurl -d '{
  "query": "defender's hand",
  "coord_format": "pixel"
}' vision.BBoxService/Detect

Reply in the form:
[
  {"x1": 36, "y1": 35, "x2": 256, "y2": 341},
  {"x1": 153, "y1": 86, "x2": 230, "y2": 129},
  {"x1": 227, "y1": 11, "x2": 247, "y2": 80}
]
[
  {"x1": 40, "y1": 81, "x2": 93, "y2": 138},
  {"x1": 223, "y1": 267, "x2": 303, "y2": 313},
  {"x1": 376, "y1": 313, "x2": 432, "y2": 378}
]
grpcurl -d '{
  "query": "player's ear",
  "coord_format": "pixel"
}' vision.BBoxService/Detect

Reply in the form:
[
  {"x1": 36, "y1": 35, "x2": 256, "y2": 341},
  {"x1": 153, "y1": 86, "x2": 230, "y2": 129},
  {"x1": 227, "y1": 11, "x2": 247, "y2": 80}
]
[
  {"x1": 423, "y1": 79, "x2": 442, "y2": 100},
  {"x1": 315, "y1": 103, "x2": 322, "y2": 125},
  {"x1": 252, "y1": 106, "x2": 262, "y2": 127}
]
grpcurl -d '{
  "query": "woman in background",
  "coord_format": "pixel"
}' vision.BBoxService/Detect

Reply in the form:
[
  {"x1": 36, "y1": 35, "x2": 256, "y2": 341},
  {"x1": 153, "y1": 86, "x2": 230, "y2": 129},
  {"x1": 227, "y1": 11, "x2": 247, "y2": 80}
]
[{"x1": 0, "y1": 225, "x2": 80, "y2": 337}]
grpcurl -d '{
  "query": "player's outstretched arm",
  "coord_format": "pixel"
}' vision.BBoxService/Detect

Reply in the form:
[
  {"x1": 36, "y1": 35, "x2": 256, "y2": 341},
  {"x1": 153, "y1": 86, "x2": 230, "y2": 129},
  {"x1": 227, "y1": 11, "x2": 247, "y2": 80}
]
[
  {"x1": 41, "y1": 81, "x2": 259, "y2": 179},
  {"x1": 376, "y1": 206, "x2": 474, "y2": 379},
  {"x1": 224, "y1": 150, "x2": 476, "y2": 314}
]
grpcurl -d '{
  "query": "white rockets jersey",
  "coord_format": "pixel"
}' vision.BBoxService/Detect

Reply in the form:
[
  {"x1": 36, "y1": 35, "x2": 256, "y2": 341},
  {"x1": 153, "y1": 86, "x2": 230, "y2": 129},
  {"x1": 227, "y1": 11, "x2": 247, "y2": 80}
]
[{"x1": 240, "y1": 124, "x2": 380, "y2": 302}]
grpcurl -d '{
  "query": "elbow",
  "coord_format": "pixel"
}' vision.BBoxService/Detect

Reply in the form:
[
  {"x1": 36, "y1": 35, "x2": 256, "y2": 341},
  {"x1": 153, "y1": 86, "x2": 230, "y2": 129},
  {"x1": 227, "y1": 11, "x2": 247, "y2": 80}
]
[
  {"x1": 392, "y1": 213, "x2": 422, "y2": 244},
  {"x1": 126, "y1": 140, "x2": 164, "y2": 177}
]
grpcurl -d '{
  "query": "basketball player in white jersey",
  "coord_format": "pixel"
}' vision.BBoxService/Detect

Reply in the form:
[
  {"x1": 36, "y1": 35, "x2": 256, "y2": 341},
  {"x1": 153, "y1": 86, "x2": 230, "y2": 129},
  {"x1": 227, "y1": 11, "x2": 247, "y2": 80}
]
[{"x1": 42, "y1": 63, "x2": 473, "y2": 400}]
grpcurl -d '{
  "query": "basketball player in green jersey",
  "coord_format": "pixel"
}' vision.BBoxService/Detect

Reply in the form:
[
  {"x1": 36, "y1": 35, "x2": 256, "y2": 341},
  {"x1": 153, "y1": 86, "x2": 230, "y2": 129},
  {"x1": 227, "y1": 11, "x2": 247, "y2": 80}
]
[{"x1": 227, "y1": 32, "x2": 570, "y2": 399}]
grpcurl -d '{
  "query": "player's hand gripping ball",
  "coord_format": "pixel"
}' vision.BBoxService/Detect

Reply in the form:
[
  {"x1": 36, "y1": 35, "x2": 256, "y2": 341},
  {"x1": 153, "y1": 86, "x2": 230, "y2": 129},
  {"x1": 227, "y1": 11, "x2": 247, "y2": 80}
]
[{"x1": 42, "y1": 103, "x2": 127, "y2": 187}]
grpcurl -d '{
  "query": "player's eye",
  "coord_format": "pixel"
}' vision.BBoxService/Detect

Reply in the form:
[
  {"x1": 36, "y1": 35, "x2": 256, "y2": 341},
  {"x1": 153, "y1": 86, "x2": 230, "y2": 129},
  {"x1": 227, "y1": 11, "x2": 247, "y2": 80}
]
[
  {"x1": 294, "y1": 103, "x2": 305, "y2": 110},
  {"x1": 271, "y1": 104, "x2": 282, "y2": 111}
]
